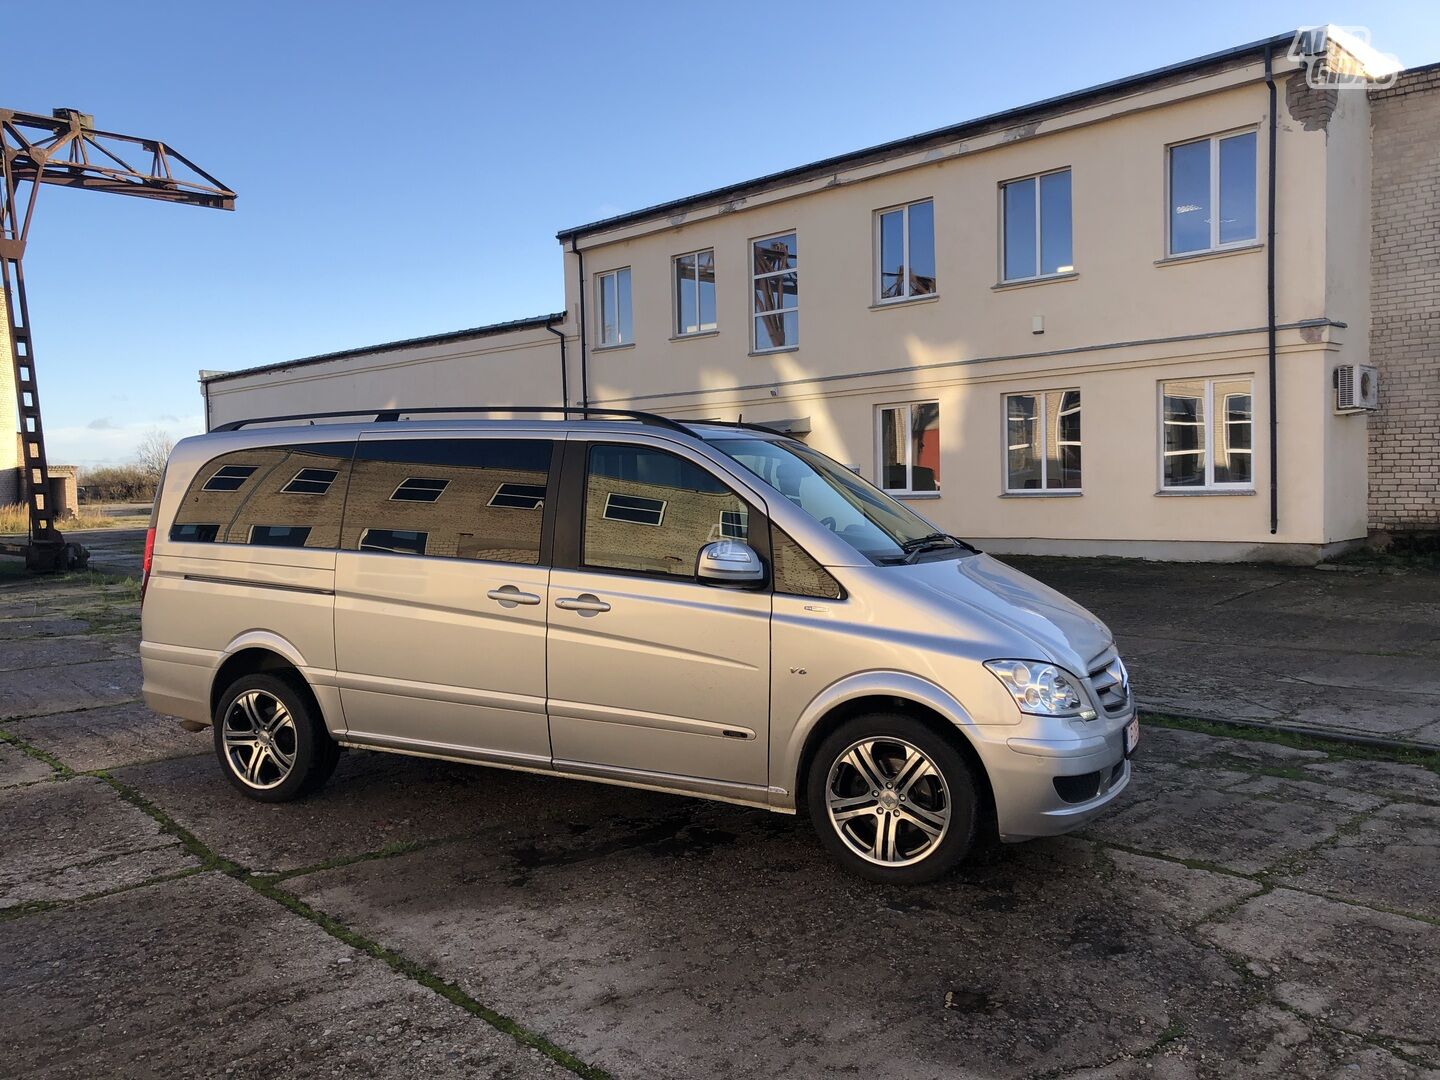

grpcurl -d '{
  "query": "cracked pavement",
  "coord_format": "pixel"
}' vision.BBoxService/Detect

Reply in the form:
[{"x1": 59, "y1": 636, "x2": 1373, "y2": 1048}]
[{"x1": 0, "y1": 565, "x2": 1437, "y2": 1079}]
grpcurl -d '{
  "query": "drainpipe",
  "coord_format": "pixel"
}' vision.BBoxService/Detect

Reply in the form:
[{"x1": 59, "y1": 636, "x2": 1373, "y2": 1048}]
[
  {"x1": 1265, "y1": 43, "x2": 1279, "y2": 535},
  {"x1": 569, "y1": 236, "x2": 590, "y2": 409},
  {"x1": 544, "y1": 318, "x2": 568, "y2": 413}
]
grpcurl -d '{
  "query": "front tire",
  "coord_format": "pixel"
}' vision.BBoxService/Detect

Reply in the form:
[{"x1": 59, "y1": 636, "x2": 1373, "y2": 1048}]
[
  {"x1": 213, "y1": 673, "x2": 338, "y2": 803},
  {"x1": 806, "y1": 713, "x2": 980, "y2": 884}
]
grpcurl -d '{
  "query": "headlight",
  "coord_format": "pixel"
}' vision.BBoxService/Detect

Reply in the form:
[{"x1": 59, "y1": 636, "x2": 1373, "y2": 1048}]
[{"x1": 984, "y1": 659, "x2": 1087, "y2": 717}]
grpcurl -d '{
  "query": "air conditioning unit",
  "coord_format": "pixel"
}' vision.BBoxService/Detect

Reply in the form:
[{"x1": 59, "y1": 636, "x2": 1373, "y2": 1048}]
[{"x1": 1334, "y1": 364, "x2": 1379, "y2": 413}]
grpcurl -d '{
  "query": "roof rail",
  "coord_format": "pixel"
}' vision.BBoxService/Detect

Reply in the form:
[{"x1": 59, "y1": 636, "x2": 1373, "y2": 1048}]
[
  {"x1": 692, "y1": 419, "x2": 795, "y2": 437},
  {"x1": 210, "y1": 405, "x2": 693, "y2": 435}
]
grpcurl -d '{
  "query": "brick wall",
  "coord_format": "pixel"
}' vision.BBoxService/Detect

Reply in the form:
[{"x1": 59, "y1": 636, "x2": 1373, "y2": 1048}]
[{"x1": 1369, "y1": 64, "x2": 1440, "y2": 530}]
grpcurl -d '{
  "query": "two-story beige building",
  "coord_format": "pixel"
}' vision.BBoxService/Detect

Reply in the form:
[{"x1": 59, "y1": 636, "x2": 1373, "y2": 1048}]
[{"x1": 201, "y1": 28, "x2": 1428, "y2": 563}]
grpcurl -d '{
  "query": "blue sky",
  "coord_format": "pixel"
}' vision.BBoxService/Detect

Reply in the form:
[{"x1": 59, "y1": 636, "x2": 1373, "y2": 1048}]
[{"x1": 5, "y1": 1, "x2": 1436, "y2": 465}]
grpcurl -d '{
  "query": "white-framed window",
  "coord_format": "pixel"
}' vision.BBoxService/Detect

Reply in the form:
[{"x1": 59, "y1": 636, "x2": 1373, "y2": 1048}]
[
  {"x1": 595, "y1": 267, "x2": 633, "y2": 347},
  {"x1": 876, "y1": 401, "x2": 940, "y2": 494},
  {"x1": 1160, "y1": 377, "x2": 1254, "y2": 489},
  {"x1": 1005, "y1": 390, "x2": 1082, "y2": 492},
  {"x1": 1168, "y1": 130, "x2": 1258, "y2": 256},
  {"x1": 674, "y1": 249, "x2": 717, "y2": 336},
  {"x1": 202, "y1": 464, "x2": 257, "y2": 492},
  {"x1": 876, "y1": 199, "x2": 936, "y2": 302},
  {"x1": 603, "y1": 492, "x2": 666, "y2": 526},
  {"x1": 281, "y1": 467, "x2": 339, "y2": 496},
  {"x1": 752, "y1": 232, "x2": 798, "y2": 351},
  {"x1": 1001, "y1": 169, "x2": 1073, "y2": 282},
  {"x1": 390, "y1": 477, "x2": 450, "y2": 503},
  {"x1": 488, "y1": 482, "x2": 546, "y2": 510},
  {"x1": 719, "y1": 509, "x2": 749, "y2": 539}
]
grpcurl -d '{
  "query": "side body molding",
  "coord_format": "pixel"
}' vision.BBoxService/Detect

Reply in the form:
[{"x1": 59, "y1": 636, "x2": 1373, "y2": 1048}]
[{"x1": 775, "y1": 670, "x2": 977, "y2": 809}]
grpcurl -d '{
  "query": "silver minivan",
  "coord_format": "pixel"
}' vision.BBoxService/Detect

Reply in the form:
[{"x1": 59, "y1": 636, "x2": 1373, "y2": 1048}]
[{"x1": 140, "y1": 409, "x2": 1136, "y2": 883}]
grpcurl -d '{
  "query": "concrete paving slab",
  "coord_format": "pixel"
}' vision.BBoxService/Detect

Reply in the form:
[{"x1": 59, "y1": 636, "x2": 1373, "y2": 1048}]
[
  {"x1": 113, "y1": 745, "x2": 687, "y2": 874},
  {"x1": 0, "y1": 657, "x2": 141, "y2": 719},
  {"x1": 1201, "y1": 888, "x2": 1440, "y2": 1048},
  {"x1": 286, "y1": 802, "x2": 1264, "y2": 1080},
  {"x1": 8, "y1": 701, "x2": 207, "y2": 773},
  {"x1": 1062, "y1": 1003, "x2": 1438, "y2": 1079},
  {"x1": 1227, "y1": 775, "x2": 1388, "y2": 812},
  {"x1": 1297, "y1": 758, "x2": 1440, "y2": 804},
  {"x1": 1271, "y1": 801, "x2": 1440, "y2": 921},
  {"x1": 0, "y1": 634, "x2": 130, "y2": 672},
  {"x1": 0, "y1": 740, "x2": 56, "y2": 789},
  {"x1": 1007, "y1": 557, "x2": 1440, "y2": 747},
  {"x1": 0, "y1": 615, "x2": 92, "y2": 639},
  {"x1": 0, "y1": 776, "x2": 198, "y2": 907},
  {"x1": 1079, "y1": 770, "x2": 1360, "y2": 874},
  {"x1": 0, "y1": 871, "x2": 564, "y2": 1079}
]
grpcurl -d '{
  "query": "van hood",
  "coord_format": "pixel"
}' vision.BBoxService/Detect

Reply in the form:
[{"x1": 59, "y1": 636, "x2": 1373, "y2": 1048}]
[{"x1": 899, "y1": 553, "x2": 1113, "y2": 671}]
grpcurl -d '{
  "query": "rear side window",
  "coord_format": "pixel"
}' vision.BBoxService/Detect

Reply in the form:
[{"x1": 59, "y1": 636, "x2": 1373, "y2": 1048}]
[
  {"x1": 582, "y1": 444, "x2": 748, "y2": 579},
  {"x1": 169, "y1": 443, "x2": 355, "y2": 547},
  {"x1": 341, "y1": 438, "x2": 553, "y2": 564}
]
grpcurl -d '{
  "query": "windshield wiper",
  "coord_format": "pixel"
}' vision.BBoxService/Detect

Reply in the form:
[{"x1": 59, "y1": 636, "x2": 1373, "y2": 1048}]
[{"x1": 898, "y1": 532, "x2": 979, "y2": 563}]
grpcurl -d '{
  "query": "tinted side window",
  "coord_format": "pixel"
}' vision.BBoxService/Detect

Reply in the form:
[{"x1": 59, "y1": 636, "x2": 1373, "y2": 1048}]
[
  {"x1": 341, "y1": 438, "x2": 553, "y2": 564},
  {"x1": 772, "y1": 526, "x2": 842, "y2": 599},
  {"x1": 169, "y1": 443, "x2": 354, "y2": 548},
  {"x1": 583, "y1": 444, "x2": 747, "y2": 579}
]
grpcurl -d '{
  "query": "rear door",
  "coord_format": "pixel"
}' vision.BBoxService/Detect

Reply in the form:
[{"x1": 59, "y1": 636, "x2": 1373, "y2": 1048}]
[
  {"x1": 333, "y1": 432, "x2": 557, "y2": 766},
  {"x1": 545, "y1": 437, "x2": 772, "y2": 790}
]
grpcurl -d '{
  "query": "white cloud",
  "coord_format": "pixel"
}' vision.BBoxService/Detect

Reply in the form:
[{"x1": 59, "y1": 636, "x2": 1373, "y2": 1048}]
[{"x1": 44, "y1": 414, "x2": 206, "y2": 470}]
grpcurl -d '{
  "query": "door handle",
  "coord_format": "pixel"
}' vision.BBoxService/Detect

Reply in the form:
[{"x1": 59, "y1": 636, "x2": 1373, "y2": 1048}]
[
  {"x1": 487, "y1": 586, "x2": 542, "y2": 607},
  {"x1": 554, "y1": 593, "x2": 611, "y2": 614}
]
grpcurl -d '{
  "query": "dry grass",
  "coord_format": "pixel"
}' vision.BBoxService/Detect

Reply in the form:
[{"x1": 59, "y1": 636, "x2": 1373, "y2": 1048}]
[{"x1": 0, "y1": 503, "x2": 115, "y2": 534}]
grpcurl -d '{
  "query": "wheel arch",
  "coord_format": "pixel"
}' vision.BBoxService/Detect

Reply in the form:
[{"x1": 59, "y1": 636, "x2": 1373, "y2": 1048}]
[
  {"x1": 210, "y1": 645, "x2": 327, "y2": 735},
  {"x1": 789, "y1": 674, "x2": 994, "y2": 815}
]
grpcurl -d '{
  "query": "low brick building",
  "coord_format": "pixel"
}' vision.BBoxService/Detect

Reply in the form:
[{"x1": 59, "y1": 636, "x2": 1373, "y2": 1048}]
[{"x1": 1369, "y1": 62, "x2": 1440, "y2": 532}]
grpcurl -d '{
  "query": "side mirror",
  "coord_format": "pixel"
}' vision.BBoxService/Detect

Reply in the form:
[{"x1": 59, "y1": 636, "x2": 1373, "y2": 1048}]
[{"x1": 696, "y1": 540, "x2": 765, "y2": 587}]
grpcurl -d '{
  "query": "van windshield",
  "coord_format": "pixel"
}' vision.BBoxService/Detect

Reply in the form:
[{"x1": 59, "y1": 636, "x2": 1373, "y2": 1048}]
[{"x1": 709, "y1": 437, "x2": 970, "y2": 564}]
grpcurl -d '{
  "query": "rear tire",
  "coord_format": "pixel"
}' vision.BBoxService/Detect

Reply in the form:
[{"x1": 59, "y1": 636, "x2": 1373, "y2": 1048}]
[
  {"x1": 806, "y1": 713, "x2": 979, "y2": 884},
  {"x1": 213, "y1": 673, "x2": 337, "y2": 803}
]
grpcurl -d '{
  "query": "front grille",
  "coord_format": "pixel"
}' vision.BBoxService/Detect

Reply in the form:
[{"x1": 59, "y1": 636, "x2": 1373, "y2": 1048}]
[{"x1": 1086, "y1": 648, "x2": 1131, "y2": 717}]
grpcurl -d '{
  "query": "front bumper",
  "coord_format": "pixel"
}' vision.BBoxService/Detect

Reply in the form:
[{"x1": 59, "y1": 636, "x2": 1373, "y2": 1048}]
[{"x1": 967, "y1": 706, "x2": 1135, "y2": 842}]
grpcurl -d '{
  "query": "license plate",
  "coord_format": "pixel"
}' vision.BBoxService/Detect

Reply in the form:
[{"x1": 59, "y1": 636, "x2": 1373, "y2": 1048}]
[{"x1": 1124, "y1": 718, "x2": 1141, "y2": 757}]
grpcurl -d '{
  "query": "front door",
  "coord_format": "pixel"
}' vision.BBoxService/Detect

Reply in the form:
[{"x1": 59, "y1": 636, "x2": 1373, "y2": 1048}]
[
  {"x1": 546, "y1": 440, "x2": 771, "y2": 788},
  {"x1": 333, "y1": 433, "x2": 557, "y2": 766}
]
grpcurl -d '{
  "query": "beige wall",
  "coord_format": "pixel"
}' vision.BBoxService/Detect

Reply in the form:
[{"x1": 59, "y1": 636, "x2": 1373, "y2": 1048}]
[
  {"x1": 560, "y1": 53, "x2": 1375, "y2": 558},
  {"x1": 203, "y1": 322, "x2": 568, "y2": 430}
]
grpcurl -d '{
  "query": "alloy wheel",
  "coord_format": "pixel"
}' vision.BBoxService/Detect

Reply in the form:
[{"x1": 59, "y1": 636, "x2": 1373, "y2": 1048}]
[
  {"x1": 221, "y1": 689, "x2": 299, "y2": 790},
  {"x1": 824, "y1": 737, "x2": 951, "y2": 866}
]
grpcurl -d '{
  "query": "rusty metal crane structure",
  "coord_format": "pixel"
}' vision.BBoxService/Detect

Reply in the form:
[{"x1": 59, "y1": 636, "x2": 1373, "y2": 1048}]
[{"x1": 1, "y1": 107, "x2": 234, "y2": 571}]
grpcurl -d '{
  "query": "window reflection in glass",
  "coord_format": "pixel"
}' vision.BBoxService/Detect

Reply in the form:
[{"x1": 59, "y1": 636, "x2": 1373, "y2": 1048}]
[
  {"x1": 674, "y1": 249, "x2": 717, "y2": 336},
  {"x1": 172, "y1": 443, "x2": 353, "y2": 548},
  {"x1": 1003, "y1": 177, "x2": 1037, "y2": 280},
  {"x1": 341, "y1": 439, "x2": 552, "y2": 563},
  {"x1": 752, "y1": 233, "x2": 798, "y2": 350},
  {"x1": 1006, "y1": 394, "x2": 1041, "y2": 490},
  {"x1": 1218, "y1": 132, "x2": 1257, "y2": 245},
  {"x1": 1215, "y1": 382, "x2": 1253, "y2": 485},
  {"x1": 583, "y1": 444, "x2": 746, "y2": 578},
  {"x1": 1163, "y1": 381, "x2": 1208, "y2": 486},
  {"x1": 1169, "y1": 140, "x2": 1211, "y2": 255}
]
